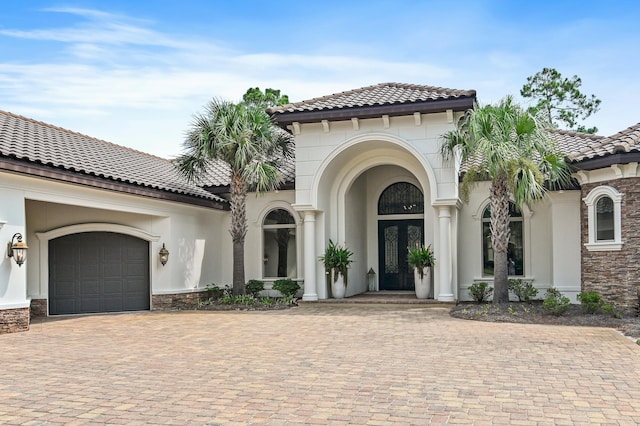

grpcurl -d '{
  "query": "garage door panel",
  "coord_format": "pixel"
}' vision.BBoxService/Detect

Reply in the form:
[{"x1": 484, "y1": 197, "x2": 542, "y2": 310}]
[
  {"x1": 103, "y1": 263, "x2": 123, "y2": 278},
  {"x1": 49, "y1": 232, "x2": 150, "y2": 315},
  {"x1": 103, "y1": 280, "x2": 123, "y2": 294},
  {"x1": 53, "y1": 280, "x2": 76, "y2": 297},
  {"x1": 53, "y1": 264, "x2": 76, "y2": 281},
  {"x1": 79, "y1": 298, "x2": 101, "y2": 313},
  {"x1": 81, "y1": 280, "x2": 100, "y2": 296}
]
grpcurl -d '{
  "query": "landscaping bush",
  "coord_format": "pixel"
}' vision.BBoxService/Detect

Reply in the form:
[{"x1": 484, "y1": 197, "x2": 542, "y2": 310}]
[
  {"x1": 273, "y1": 279, "x2": 300, "y2": 298},
  {"x1": 508, "y1": 279, "x2": 538, "y2": 303},
  {"x1": 542, "y1": 288, "x2": 570, "y2": 316},
  {"x1": 468, "y1": 282, "x2": 493, "y2": 304},
  {"x1": 602, "y1": 303, "x2": 623, "y2": 319},
  {"x1": 246, "y1": 280, "x2": 265, "y2": 297},
  {"x1": 577, "y1": 291, "x2": 604, "y2": 314},
  {"x1": 204, "y1": 283, "x2": 224, "y2": 300}
]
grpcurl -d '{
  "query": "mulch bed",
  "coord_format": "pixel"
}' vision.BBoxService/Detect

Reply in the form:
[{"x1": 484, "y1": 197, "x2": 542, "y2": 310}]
[{"x1": 450, "y1": 301, "x2": 640, "y2": 339}]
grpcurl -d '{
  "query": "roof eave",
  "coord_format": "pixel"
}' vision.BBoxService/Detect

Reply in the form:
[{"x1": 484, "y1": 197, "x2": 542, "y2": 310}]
[
  {"x1": 0, "y1": 157, "x2": 229, "y2": 210},
  {"x1": 571, "y1": 151, "x2": 640, "y2": 171},
  {"x1": 271, "y1": 96, "x2": 475, "y2": 126},
  {"x1": 204, "y1": 181, "x2": 295, "y2": 195}
]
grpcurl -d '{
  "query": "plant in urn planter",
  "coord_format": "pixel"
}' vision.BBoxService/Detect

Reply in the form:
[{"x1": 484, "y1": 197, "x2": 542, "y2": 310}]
[
  {"x1": 320, "y1": 240, "x2": 353, "y2": 299},
  {"x1": 407, "y1": 244, "x2": 435, "y2": 299}
]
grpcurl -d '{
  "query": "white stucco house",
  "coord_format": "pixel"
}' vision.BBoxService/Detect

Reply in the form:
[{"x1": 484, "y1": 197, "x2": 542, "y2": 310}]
[{"x1": 1, "y1": 82, "x2": 639, "y2": 333}]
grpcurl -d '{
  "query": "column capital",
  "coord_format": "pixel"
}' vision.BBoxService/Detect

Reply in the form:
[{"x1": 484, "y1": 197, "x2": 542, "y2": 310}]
[
  {"x1": 432, "y1": 198, "x2": 462, "y2": 209},
  {"x1": 291, "y1": 204, "x2": 319, "y2": 213},
  {"x1": 437, "y1": 205, "x2": 451, "y2": 218}
]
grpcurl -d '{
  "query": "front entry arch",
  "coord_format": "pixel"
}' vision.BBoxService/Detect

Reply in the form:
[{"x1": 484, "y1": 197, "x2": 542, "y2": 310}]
[{"x1": 377, "y1": 182, "x2": 425, "y2": 291}]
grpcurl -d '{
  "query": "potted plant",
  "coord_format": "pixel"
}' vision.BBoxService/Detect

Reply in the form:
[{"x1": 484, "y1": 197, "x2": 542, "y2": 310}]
[
  {"x1": 407, "y1": 244, "x2": 435, "y2": 299},
  {"x1": 319, "y1": 239, "x2": 353, "y2": 299}
]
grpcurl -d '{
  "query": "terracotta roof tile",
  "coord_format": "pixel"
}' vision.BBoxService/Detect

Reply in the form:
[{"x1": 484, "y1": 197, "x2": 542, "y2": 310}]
[
  {"x1": 267, "y1": 82, "x2": 476, "y2": 114},
  {"x1": 0, "y1": 110, "x2": 226, "y2": 204},
  {"x1": 566, "y1": 123, "x2": 640, "y2": 162}
]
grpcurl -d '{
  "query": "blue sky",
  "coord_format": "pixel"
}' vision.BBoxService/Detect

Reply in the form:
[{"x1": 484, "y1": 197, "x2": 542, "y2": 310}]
[{"x1": 1, "y1": 1, "x2": 639, "y2": 158}]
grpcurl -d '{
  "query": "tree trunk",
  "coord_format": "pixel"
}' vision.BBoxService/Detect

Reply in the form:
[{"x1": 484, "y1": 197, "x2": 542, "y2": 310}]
[
  {"x1": 491, "y1": 175, "x2": 510, "y2": 304},
  {"x1": 230, "y1": 171, "x2": 247, "y2": 295}
]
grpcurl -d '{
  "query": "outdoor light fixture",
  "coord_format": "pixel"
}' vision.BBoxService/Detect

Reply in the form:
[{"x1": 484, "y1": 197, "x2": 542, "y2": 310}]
[
  {"x1": 8, "y1": 233, "x2": 28, "y2": 267},
  {"x1": 159, "y1": 243, "x2": 169, "y2": 266}
]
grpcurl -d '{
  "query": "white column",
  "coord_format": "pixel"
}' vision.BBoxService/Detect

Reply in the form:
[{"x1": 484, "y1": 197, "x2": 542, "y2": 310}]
[
  {"x1": 438, "y1": 206, "x2": 454, "y2": 301},
  {"x1": 302, "y1": 211, "x2": 318, "y2": 301}
]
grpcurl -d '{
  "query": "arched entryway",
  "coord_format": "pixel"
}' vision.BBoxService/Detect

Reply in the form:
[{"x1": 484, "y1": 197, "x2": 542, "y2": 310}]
[{"x1": 377, "y1": 182, "x2": 425, "y2": 290}]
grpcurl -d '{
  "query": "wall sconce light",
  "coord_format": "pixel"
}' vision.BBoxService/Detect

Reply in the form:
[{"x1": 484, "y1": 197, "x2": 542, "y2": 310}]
[
  {"x1": 8, "y1": 233, "x2": 28, "y2": 267},
  {"x1": 159, "y1": 243, "x2": 169, "y2": 266}
]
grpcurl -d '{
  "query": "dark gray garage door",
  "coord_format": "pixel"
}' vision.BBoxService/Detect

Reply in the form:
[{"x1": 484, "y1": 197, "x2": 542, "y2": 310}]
[{"x1": 49, "y1": 232, "x2": 150, "y2": 315}]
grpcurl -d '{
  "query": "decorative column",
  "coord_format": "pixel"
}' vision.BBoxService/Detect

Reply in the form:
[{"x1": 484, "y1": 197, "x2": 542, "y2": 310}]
[
  {"x1": 302, "y1": 211, "x2": 318, "y2": 301},
  {"x1": 438, "y1": 205, "x2": 454, "y2": 301}
]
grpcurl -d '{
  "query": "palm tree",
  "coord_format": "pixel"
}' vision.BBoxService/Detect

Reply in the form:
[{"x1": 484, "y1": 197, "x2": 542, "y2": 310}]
[
  {"x1": 441, "y1": 96, "x2": 572, "y2": 303},
  {"x1": 176, "y1": 99, "x2": 293, "y2": 295}
]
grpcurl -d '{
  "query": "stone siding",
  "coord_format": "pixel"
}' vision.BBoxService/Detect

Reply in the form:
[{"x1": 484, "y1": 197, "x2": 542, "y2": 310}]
[
  {"x1": 0, "y1": 308, "x2": 30, "y2": 334},
  {"x1": 581, "y1": 178, "x2": 640, "y2": 315},
  {"x1": 30, "y1": 299, "x2": 47, "y2": 318},
  {"x1": 152, "y1": 291, "x2": 209, "y2": 311}
]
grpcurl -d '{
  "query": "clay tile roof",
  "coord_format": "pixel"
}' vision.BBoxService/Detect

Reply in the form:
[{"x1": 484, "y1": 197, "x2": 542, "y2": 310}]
[
  {"x1": 460, "y1": 128, "x2": 607, "y2": 173},
  {"x1": 550, "y1": 129, "x2": 606, "y2": 158},
  {"x1": 196, "y1": 149, "x2": 295, "y2": 188},
  {"x1": 0, "y1": 110, "x2": 227, "y2": 205},
  {"x1": 267, "y1": 82, "x2": 476, "y2": 126},
  {"x1": 566, "y1": 123, "x2": 640, "y2": 162},
  {"x1": 268, "y1": 82, "x2": 476, "y2": 114}
]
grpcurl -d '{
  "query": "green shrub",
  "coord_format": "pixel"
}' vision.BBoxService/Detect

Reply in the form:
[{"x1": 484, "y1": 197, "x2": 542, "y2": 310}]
[
  {"x1": 220, "y1": 294, "x2": 235, "y2": 304},
  {"x1": 542, "y1": 288, "x2": 570, "y2": 316},
  {"x1": 468, "y1": 282, "x2": 493, "y2": 304},
  {"x1": 602, "y1": 303, "x2": 623, "y2": 319},
  {"x1": 577, "y1": 291, "x2": 604, "y2": 314},
  {"x1": 278, "y1": 295, "x2": 297, "y2": 306},
  {"x1": 235, "y1": 294, "x2": 255, "y2": 305},
  {"x1": 204, "y1": 284, "x2": 224, "y2": 300},
  {"x1": 260, "y1": 297, "x2": 275, "y2": 306},
  {"x1": 508, "y1": 279, "x2": 538, "y2": 303},
  {"x1": 246, "y1": 280, "x2": 265, "y2": 297},
  {"x1": 273, "y1": 279, "x2": 300, "y2": 298}
]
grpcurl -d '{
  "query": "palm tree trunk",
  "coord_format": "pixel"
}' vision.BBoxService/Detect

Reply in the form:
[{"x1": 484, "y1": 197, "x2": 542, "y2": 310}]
[
  {"x1": 491, "y1": 175, "x2": 510, "y2": 304},
  {"x1": 230, "y1": 171, "x2": 247, "y2": 295}
]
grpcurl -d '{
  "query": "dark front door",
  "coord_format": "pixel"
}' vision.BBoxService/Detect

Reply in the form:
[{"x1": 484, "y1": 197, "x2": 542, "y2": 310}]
[
  {"x1": 49, "y1": 232, "x2": 150, "y2": 315},
  {"x1": 378, "y1": 220, "x2": 423, "y2": 290}
]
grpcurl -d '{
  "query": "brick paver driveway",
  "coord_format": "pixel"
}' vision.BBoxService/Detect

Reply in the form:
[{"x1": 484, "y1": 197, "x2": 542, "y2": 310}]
[{"x1": 1, "y1": 304, "x2": 639, "y2": 425}]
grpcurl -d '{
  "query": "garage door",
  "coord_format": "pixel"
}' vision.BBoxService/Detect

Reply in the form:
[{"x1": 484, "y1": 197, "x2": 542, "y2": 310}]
[{"x1": 49, "y1": 232, "x2": 150, "y2": 315}]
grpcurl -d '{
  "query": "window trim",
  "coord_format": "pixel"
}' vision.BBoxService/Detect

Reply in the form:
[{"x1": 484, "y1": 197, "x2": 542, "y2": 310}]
[
  {"x1": 260, "y1": 206, "x2": 300, "y2": 279},
  {"x1": 583, "y1": 186, "x2": 623, "y2": 251},
  {"x1": 480, "y1": 202, "x2": 525, "y2": 278}
]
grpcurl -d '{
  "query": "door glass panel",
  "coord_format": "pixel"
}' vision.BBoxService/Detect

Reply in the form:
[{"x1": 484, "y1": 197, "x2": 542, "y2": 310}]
[
  {"x1": 384, "y1": 226, "x2": 399, "y2": 273},
  {"x1": 407, "y1": 225, "x2": 422, "y2": 250}
]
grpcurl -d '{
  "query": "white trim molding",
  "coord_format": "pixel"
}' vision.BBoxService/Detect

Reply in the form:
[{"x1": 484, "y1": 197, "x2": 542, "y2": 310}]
[{"x1": 583, "y1": 186, "x2": 623, "y2": 251}]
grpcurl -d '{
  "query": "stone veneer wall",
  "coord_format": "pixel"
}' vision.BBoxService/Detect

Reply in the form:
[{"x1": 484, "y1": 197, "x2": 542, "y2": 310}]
[
  {"x1": 30, "y1": 299, "x2": 47, "y2": 317},
  {"x1": 581, "y1": 178, "x2": 640, "y2": 315},
  {"x1": 152, "y1": 291, "x2": 209, "y2": 311},
  {"x1": 0, "y1": 308, "x2": 30, "y2": 334}
]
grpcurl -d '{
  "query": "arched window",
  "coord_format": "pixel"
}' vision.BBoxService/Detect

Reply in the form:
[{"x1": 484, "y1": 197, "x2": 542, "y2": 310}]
[
  {"x1": 263, "y1": 209, "x2": 297, "y2": 278},
  {"x1": 482, "y1": 203, "x2": 524, "y2": 276},
  {"x1": 583, "y1": 186, "x2": 623, "y2": 251},
  {"x1": 378, "y1": 182, "x2": 424, "y2": 215}
]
